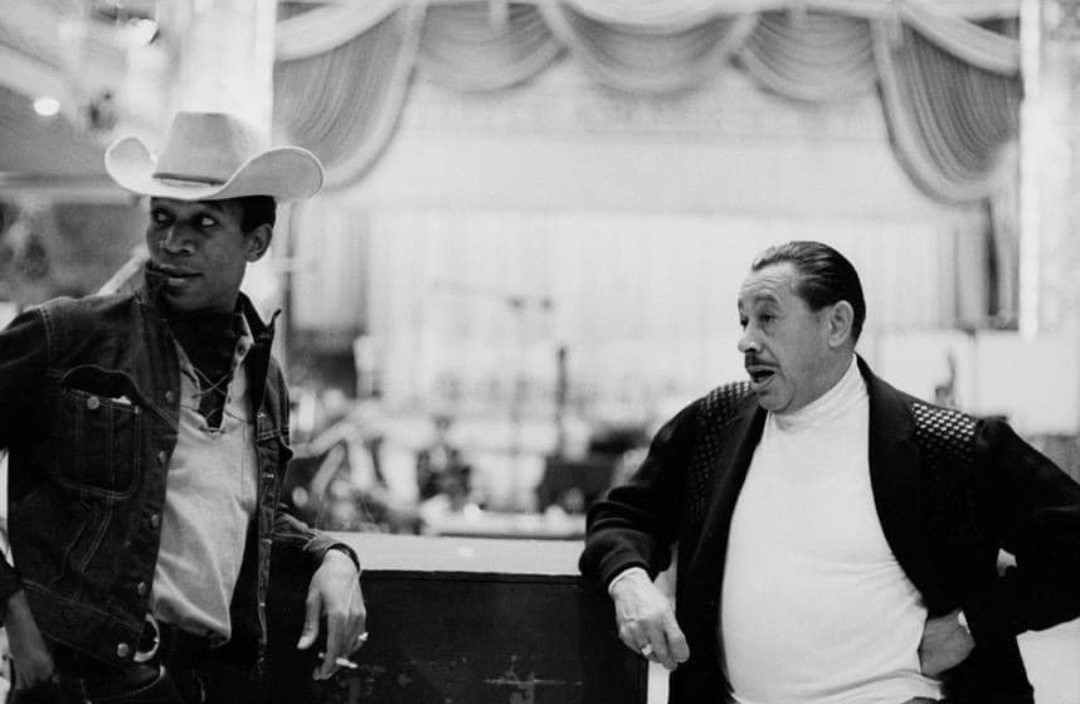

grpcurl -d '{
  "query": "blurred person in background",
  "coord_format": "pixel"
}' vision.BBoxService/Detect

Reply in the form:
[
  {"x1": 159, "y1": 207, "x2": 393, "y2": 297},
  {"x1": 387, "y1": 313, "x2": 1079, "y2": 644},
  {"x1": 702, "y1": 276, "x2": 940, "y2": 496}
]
[
  {"x1": 284, "y1": 398, "x2": 420, "y2": 535},
  {"x1": 581, "y1": 240, "x2": 1080, "y2": 704},
  {"x1": 0, "y1": 112, "x2": 366, "y2": 703},
  {"x1": 416, "y1": 414, "x2": 474, "y2": 513}
]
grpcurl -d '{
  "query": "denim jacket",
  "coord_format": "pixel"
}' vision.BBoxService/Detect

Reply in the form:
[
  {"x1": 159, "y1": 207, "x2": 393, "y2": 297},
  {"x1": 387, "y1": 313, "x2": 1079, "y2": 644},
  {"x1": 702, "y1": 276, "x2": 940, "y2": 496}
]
[{"x1": 0, "y1": 272, "x2": 344, "y2": 670}]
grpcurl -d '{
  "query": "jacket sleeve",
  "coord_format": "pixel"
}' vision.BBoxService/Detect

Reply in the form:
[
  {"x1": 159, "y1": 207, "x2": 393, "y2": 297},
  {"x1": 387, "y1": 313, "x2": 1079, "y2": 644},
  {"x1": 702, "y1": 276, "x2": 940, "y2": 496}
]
[
  {"x1": 966, "y1": 418, "x2": 1080, "y2": 637},
  {"x1": 0, "y1": 308, "x2": 48, "y2": 453},
  {"x1": 0, "y1": 307, "x2": 50, "y2": 600},
  {"x1": 271, "y1": 510, "x2": 360, "y2": 573},
  {"x1": 579, "y1": 401, "x2": 699, "y2": 589}
]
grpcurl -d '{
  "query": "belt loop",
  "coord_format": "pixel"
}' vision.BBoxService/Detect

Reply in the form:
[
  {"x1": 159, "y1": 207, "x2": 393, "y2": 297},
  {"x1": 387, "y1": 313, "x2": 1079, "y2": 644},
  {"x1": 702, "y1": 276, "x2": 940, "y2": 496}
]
[{"x1": 134, "y1": 614, "x2": 162, "y2": 663}]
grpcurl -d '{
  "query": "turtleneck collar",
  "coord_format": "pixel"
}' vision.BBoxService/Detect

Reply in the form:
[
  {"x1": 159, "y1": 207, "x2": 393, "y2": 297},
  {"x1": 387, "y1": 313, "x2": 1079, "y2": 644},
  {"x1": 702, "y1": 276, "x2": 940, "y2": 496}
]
[{"x1": 771, "y1": 355, "x2": 864, "y2": 432}]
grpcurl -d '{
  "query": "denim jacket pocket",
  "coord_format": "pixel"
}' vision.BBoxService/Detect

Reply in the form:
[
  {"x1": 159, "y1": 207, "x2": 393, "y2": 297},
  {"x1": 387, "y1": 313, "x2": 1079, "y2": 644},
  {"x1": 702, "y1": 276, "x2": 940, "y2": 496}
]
[{"x1": 55, "y1": 367, "x2": 144, "y2": 499}]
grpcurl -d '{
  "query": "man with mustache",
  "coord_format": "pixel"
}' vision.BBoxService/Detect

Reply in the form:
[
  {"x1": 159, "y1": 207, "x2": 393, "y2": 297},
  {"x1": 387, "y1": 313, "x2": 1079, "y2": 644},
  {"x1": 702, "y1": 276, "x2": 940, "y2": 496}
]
[
  {"x1": 0, "y1": 112, "x2": 366, "y2": 702},
  {"x1": 581, "y1": 241, "x2": 1080, "y2": 703}
]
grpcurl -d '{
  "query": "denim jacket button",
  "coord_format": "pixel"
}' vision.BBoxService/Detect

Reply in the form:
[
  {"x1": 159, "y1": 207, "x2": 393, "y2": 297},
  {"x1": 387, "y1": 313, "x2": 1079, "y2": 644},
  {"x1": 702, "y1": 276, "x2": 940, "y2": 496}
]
[
  {"x1": 136, "y1": 581, "x2": 148, "y2": 597},
  {"x1": 116, "y1": 642, "x2": 131, "y2": 659},
  {"x1": 86, "y1": 396, "x2": 101, "y2": 411},
  {"x1": 157, "y1": 450, "x2": 168, "y2": 466},
  {"x1": 149, "y1": 513, "x2": 161, "y2": 529},
  {"x1": 165, "y1": 390, "x2": 175, "y2": 404}
]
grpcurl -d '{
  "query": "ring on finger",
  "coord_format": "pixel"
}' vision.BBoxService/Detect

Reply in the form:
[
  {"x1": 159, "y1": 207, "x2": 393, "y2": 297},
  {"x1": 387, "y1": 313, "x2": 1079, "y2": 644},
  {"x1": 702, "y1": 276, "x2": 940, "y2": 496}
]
[{"x1": 640, "y1": 643, "x2": 654, "y2": 658}]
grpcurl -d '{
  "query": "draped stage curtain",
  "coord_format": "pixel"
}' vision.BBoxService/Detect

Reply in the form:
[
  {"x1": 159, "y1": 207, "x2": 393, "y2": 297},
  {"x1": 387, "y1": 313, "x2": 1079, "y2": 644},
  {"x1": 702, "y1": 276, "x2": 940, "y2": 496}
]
[
  {"x1": 737, "y1": 11, "x2": 877, "y2": 103},
  {"x1": 275, "y1": 0, "x2": 1020, "y2": 206},
  {"x1": 273, "y1": 3, "x2": 424, "y2": 188},
  {"x1": 874, "y1": 23, "x2": 1020, "y2": 204},
  {"x1": 536, "y1": 3, "x2": 760, "y2": 94},
  {"x1": 275, "y1": 0, "x2": 1021, "y2": 324},
  {"x1": 417, "y1": 4, "x2": 564, "y2": 91}
]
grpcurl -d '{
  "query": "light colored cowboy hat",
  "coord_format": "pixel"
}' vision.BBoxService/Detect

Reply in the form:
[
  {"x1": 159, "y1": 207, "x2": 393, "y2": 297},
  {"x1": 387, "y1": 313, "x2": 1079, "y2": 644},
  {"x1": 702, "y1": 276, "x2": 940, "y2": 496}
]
[{"x1": 105, "y1": 111, "x2": 324, "y2": 201}]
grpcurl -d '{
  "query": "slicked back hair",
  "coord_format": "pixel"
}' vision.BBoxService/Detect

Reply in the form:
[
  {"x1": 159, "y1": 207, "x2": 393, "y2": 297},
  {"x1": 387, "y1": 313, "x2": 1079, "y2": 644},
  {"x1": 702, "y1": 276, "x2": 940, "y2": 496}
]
[{"x1": 751, "y1": 240, "x2": 866, "y2": 342}]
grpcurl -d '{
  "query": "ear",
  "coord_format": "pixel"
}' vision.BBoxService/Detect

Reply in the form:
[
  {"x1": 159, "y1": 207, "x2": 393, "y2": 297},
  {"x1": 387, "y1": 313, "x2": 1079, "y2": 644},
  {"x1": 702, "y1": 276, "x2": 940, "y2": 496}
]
[
  {"x1": 243, "y1": 223, "x2": 272, "y2": 263},
  {"x1": 825, "y1": 300, "x2": 855, "y2": 348}
]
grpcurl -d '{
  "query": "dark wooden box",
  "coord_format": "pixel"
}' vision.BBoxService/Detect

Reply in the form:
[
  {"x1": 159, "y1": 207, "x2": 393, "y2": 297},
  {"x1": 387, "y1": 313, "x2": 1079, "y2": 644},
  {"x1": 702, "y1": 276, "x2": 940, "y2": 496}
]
[{"x1": 267, "y1": 534, "x2": 646, "y2": 704}]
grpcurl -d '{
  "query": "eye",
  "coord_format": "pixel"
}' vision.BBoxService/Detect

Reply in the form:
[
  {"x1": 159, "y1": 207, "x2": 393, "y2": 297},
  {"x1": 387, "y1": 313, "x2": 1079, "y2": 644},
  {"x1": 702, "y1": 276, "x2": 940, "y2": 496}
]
[
  {"x1": 738, "y1": 316, "x2": 748, "y2": 329},
  {"x1": 196, "y1": 215, "x2": 219, "y2": 230},
  {"x1": 149, "y1": 209, "x2": 172, "y2": 227}
]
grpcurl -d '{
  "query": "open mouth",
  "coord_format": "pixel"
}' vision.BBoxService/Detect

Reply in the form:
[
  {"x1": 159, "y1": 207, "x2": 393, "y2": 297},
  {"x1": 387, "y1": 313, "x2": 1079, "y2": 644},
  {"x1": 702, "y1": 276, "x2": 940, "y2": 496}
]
[{"x1": 746, "y1": 367, "x2": 776, "y2": 386}]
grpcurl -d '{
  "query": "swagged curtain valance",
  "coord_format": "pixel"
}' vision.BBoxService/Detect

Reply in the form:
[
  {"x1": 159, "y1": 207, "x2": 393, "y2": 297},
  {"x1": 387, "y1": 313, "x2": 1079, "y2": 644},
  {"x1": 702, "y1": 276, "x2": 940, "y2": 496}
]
[{"x1": 273, "y1": 0, "x2": 1021, "y2": 206}]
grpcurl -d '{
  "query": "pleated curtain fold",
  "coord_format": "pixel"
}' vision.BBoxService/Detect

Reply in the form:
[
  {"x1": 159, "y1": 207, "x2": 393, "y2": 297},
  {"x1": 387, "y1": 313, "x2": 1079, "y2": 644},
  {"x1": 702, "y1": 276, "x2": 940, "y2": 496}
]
[
  {"x1": 537, "y1": 2, "x2": 760, "y2": 94},
  {"x1": 874, "y1": 22, "x2": 1020, "y2": 205},
  {"x1": 274, "y1": 0, "x2": 1020, "y2": 208},
  {"x1": 274, "y1": 5, "x2": 424, "y2": 188},
  {"x1": 737, "y1": 11, "x2": 877, "y2": 102}
]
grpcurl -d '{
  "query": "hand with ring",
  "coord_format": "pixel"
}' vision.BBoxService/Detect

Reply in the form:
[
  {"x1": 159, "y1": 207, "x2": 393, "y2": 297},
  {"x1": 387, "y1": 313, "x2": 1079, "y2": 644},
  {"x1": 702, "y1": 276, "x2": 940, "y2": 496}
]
[{"x1": 609, "y1": 569, "x2": 689, "y2": 671}]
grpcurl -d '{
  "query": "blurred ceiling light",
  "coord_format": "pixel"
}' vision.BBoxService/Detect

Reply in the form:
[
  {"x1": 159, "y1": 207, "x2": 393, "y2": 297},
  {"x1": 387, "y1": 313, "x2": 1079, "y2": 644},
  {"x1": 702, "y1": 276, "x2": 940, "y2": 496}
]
[{"x1": 33, "y1": 97, "x2": 61, "y2": 117}]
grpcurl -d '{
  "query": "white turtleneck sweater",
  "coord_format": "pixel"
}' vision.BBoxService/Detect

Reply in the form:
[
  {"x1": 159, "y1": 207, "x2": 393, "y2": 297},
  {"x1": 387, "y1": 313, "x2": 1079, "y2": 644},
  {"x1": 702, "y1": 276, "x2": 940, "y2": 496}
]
[{"x1": 721, "y1": 357, "x2": 942, "y2": 704}]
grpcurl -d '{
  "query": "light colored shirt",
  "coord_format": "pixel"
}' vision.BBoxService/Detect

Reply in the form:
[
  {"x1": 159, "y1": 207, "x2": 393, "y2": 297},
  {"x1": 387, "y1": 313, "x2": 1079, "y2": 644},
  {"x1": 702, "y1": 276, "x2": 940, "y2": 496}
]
[
  {"x1": 721, "y1": 357, "x2": 942, "y2": 704},
  {"x1": 150, "y1": 319, "x2": 258, "y2": 641}
]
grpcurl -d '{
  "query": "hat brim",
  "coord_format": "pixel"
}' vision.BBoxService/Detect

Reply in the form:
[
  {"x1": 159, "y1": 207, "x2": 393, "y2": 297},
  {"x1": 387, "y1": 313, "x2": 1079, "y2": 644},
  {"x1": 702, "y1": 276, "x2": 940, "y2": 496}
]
[{"x1": 105, "y1": 137, "x2": 324, "y2": 202}]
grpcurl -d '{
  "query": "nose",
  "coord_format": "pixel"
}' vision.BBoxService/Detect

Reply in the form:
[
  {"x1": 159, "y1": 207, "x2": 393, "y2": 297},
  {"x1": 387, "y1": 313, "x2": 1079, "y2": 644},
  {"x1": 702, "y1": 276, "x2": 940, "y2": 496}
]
[
  {"x1": 158, "y1": 225, "x2": 193, "y2": 255},
  {"x1": 738, "y1": 327, "x2": 760, "y2": 355}
]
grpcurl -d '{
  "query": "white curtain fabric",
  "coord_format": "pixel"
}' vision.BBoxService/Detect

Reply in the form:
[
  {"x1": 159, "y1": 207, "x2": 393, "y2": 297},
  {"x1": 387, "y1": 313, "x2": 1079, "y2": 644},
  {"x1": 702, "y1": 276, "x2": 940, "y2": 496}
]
[
  {"x1": 274, "y1": 5, "x2": 424, "y2": 188},
  {"x1": 549, "y1": 0, "x2": 1017, "y2": 24},
  {"x1": 538, "y1": 3, "x2": 759, "y2": 93},
  {"x1": 899, "y1": 5, "x2": 1018, "y2": 74},
  {"x1": 737, "y1": 11, "x2": 876, "y2": 102},
  {"x1": 417, "y1": 3, "x2": 563, "y2": 91},
  {"x1": 274, "y1": 0, "x2": 1020, "y2": 204},
  {"x1": 275, "y1": 0, "x2": 403, "y2": 60},
  {"x1": 340, "y1": 209, "x2": 987, "y2": 410},
  {"x1": 874, "y1": 22, "x2": 1020, "y2": 204},
  {"x1": 290, "y1": 201, "x2": 371, "y2": 333}
]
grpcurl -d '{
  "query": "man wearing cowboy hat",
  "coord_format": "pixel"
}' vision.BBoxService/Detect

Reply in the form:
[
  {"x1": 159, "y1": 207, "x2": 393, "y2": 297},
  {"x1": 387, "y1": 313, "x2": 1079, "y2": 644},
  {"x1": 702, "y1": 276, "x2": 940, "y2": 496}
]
[{"x1": 0, "y1": 112, "x2": 366, "y2": 703}]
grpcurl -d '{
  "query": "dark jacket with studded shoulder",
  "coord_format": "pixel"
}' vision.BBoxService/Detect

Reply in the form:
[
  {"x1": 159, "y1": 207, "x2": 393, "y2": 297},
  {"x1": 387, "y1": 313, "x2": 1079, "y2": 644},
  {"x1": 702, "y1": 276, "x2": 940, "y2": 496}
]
[
  {"x1": 580, "y1": 357, "x2": 1080, "y2": 704},
  {"x1": 0, "y1": 272, "x2": 347, "y2": 672}
]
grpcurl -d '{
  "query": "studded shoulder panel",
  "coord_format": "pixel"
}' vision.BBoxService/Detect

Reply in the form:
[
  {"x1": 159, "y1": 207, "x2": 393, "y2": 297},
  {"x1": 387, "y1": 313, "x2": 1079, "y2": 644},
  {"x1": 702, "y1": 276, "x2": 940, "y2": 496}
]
[
  {"x1": 910, "y1": 401, "x2": 984, "y2": 549},
  {"x1": 699, "y1": 381, "x2": 754, "y2": 426},
  {"x1": 911, "y1": 402, "x2": 978, "y2": 459},
  {"x1": 682, "y1": 382, "x2": 754, "y2": 523}
]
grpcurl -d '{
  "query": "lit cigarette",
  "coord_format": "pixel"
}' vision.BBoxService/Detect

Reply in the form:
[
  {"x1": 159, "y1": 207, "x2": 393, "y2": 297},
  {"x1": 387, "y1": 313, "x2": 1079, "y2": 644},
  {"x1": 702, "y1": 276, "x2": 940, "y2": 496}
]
[{"x1": 317, "y1": 653, "x2": 359, "y2": 669}]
